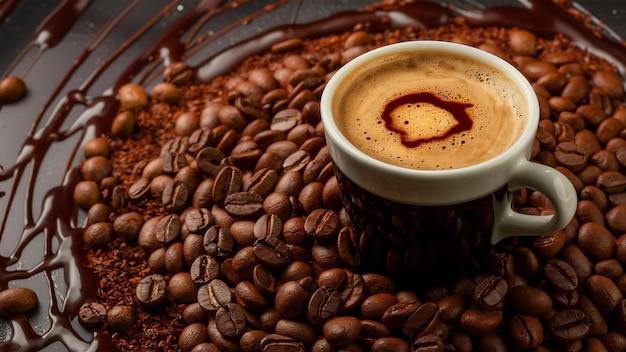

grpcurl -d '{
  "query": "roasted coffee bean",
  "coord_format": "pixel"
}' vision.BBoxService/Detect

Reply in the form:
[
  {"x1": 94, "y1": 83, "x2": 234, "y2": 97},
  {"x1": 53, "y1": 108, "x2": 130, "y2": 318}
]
[
  {"x1": 253, "y1": 264, "x2": 279, "y2": 299},
  {"x1": 83, "y1": 221, "x2": 114, "y2": 247},
  {"x1": 190, "y1": 254, "x2": 221, "y2": 285},
  {"x1": 459, "y1": 308, "x2": 503, "y2": 335},
  {"x1": 247, "y1": 168, "x2": 278, "y2": 197},
  {"x1": 280, "y1": 261, "x2": 315, "y2": 283},
  {"x1": 198, "y1": 279, "x2": 232, "y2": 313},
  {"x1": 473, "y1": 275, "x2": 507, "y2": 309},
  {"x1": 578, "y1": 294, "x2": 609, "y2": 337},
  {"x1": 548, "y1": 308, "x2": 591, "y2": 343},
  {"x1": 532, "y1": 231, "x2": 566, "y2": 259},
  {"x1": 179, "y1": 322, "x2": 210, "y2": 352},
  {"x1": 304, "y1": 209, "x2": 340, "y2": 241},
  {"x1": 151, "y1": 82, "x2": 180, "y2": 103},
  {"x1": 162, "y1": 180, "x2": 190, "y2": 213},
  {"x1": 263, "y1": 192, "x2": 293, "y2": 222},
  {"x1": 585, "y1": 274, "x2": 623, "y2": 313},
  {"x1": 271, "y1": 108, "x2": 302, "y2": 132},
  {"x1": 282, "y1": 150, "x2": 310, "y2": 173},
  {"x1": 81, "y1": 155, "x2": 112, "y2": 184},
  {"x1": 577, "y1": 222, "x2": 616, "y2": 261},
  {"x1": 118, "y1": 83, "x2": 148, "y2": 111},
  {"x1": 402, "y1": 302, "x2": 439, "y2": 339},
  {"x1": 0, "y1": 287, "x2": 38, "y2": 317},
  {"x1": 78, "y1": 301, "x2": 107, "y2": 328},
  {"x1": 298, "y1": 181, "x2": 324, "y2": 214},
  {"x1": 253, "y1": 235, "x2": 291, "y2": 268},
  {"x1": 274, "y1": 319, "x2": 318, "y2": 346},
  {"x1": 168, "y1": 272, "x2": 197, "y2": 304},
  {"x1": 254, "y1": 214, "x2": 283, "y2": 240},
  {"x1": 164, "y1": 242, "x2": 186, "y2": 274},
  {"x1": 307, "y1": 285, "x2": 342, "y2": 324},
  {"x1": 107, "y1": 305, "x2": 137, "y2": 333},
  {"x1": 161, "y1": 137, "x2": 189, "y2": 173},
  {"x1": 606, "y1": 205, "x2": 626, "y2": 235},
  {"x1": 235, "y1": 280, "x2": 269, "y2": 313},
  {"x1": 411, "y1": 333, "x2": 444, "y2": 352},
  {"x1": 509, "y1": 315, "x2": 544, "y2": 350},
  {"x1": 275, "y1": 280, "x2": 310, "y2": 319},
  {"x1": 135, "y1": 273, "x2": 168, "y2": 308},
  {"x1": 231, "y1": 246, "x2": 259, "y2": 279},
  {"x1": 323, "y1": 316, "x2": 361, "y2": 346},
  {"x1": 224, "y1": 191, "x2": 264, "y2": 219},
  {"x1": 212, "y1": 165, "x2": 243, "y2": 205},
  {"x1": 544, "y1": 258, "x2": 578, "y2": 292},
  {"x1": 0, "y1": 76, "x2": 27, "y2": 103},
  {"x1": 508, "y1": 285, "x2": 552, "y2": 316},
  {"x1": 337, "y1": 226, "x2": 360, "y2": 268},
  {"x1": 576, "y1": 199, "x2": 605, "y2": 225},
  {"x1": 184, "y1": 207, "x2": 214, "y2": 234},
  {"x1": 340, "y1": 272, "x2": 366, "y2": 313},
  {"x1": 260, "y1": 333, "x2": 305, "y2": 352},
  {"x1": 360, "y1": 293, "x2": 398, "y2": 321},
  {"x1": 204, "y1": 225, "x2": 235, "y2": 258},
  {"x1": 215, "y1": 302, "x2": 247, "y2": 338},
  {"x1": 597, "y1": 171, "x2": 626, "y2": 194},
  {"x1": 73, "y1": 180, "x2": 101, "y2": 210},
  {"x1": 156, "y1": 214, "x2": 181, "y2": 244},
  {"x1": 560, "y1": 244, "x2": 593, "y2": 283}
]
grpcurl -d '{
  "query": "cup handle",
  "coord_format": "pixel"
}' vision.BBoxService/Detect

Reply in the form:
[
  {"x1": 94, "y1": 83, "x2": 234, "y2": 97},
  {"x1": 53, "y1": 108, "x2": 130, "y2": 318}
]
[{"x1": 490, "y1": 160, "x2": 577, "y2": 245}]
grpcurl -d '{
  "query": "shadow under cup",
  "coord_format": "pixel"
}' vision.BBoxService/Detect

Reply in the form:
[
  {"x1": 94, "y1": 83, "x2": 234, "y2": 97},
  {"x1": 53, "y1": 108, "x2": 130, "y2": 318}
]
[{"x1": 321, "y1": 41, "x2": 577, "y2": 291}]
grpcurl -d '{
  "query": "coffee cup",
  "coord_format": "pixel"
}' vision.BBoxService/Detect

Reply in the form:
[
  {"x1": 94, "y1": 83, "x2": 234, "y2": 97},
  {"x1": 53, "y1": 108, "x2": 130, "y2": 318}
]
[{"x1": 321, "y1": 41, "x2": 577, "y2": 287}]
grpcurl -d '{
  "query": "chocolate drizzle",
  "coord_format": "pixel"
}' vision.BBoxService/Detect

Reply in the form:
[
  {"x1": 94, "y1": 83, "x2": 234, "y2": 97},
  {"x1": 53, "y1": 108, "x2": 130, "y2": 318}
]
[{"x1": 0, "y1": 0, "x2": 624, "y2": 351}]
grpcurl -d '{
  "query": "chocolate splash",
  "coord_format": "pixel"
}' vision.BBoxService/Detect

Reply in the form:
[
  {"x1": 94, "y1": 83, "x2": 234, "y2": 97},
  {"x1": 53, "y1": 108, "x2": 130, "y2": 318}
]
[{"x1": 0, "y1": 0, "x2": 624, "y2": 351}]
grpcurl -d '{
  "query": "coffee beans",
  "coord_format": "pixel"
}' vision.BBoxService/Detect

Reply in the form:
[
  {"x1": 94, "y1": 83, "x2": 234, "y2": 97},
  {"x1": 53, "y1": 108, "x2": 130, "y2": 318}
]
[{"x1": 74, "y1": 12, "x2": 626, "y2": 352}]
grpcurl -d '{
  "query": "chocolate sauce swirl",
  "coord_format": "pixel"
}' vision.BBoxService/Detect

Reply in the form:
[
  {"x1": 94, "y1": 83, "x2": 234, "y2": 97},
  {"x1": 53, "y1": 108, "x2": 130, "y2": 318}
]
[{"x1": 0, "y1": 0, "x2": 624, "y2": 350}]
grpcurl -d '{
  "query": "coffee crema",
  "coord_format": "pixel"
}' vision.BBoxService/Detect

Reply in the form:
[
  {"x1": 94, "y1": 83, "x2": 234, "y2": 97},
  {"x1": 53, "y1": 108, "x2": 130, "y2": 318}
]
[{"x1": 334, "y1": 49, "x2": 527, "y2": 170}]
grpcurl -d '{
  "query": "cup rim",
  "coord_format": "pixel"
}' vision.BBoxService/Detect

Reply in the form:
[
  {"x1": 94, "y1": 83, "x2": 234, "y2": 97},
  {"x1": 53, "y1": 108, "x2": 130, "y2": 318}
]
[{"x1": 321, "y1": 40, "x2": 540, "y2": 180}]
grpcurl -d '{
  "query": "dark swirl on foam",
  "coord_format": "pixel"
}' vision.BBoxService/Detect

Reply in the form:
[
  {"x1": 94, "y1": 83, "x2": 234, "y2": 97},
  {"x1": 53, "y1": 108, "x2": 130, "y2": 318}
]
[{"x1": 0, "y1": 0, "x2": 624, "y2": 350}]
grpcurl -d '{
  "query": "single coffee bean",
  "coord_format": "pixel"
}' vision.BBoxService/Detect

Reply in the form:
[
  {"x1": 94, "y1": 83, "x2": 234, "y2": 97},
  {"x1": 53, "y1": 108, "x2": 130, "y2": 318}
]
[
  {"x1": 215, "y1": 302, "x2": 247, "y2": 339},
  {"x1": 323, "y1": 316, "x2": 361, "y2": 346},
  {"x1": 235, "y1": 280, "x2": 269, "y2": 314},
  {"x1": 0, "y1": 287, "x2": 38, "y2": 317},
  {"x1": 577, "y1": 222, "x2": 616, "y2": 261},
  {"x1": 112, "y1": 211, "x2": 144, "y2": 242},
  {"x1": 197, "y1": 279, "x2": 232, "y2": 313},
  {"x1": 162, "y1": 180, "x2": 190, "y2": 213},
  {"x1": 560, "y1": 244, "x2": 593, "y2": 283},
  {"x1": 203, "y1": 225, "x2": 235, "y2": 259},
  {"x1": 458, "y1": 308, "x2": 503, "y2": 335},
  {"x1": 212, "y1": 165, "x2": 243, "y2": 205},
  {"x1": 78, "y1": 301, "x2": 107, "y2": 328},
  {"x1": 585, "y1": 274, "x2": 623, "y2": 313},
  {"x1": 411, "y1": 333, "x2": 444, "y2": 352},
  {"x1": 254, "y1": 214, "x2": 283, "y2": 240},
  {"x1": 274, "y1": 319, "x2": 318, "y2": 346},
  {"x1": 161, "y1": 137, "x2": 189, "y2": 173},
  {"x1": 252, "y1": 264, "x2": 279, "y2": 299},
  {"x1": 259, "y1": 333, "x2": 305, "y2": 352},
  {"x1": 156, "y1": 214, "x2": 181, "y2": 244},
  {"x1": 509, "y1": 314, "x2": 544, "y2": 349},
  {"x1": 247, "y1": 168, "x2": 278, "y2": 197},
  {"x1": 253, "y1": 235, "x2": 291, "y2": 268},
  {"x1": 107, "y1": 305, "x2": 137, "y2": 333},
  {"x1": 307, "y1": 285, "x2": 342, "y2": 324},
  {"x1": 544, "y1": 258, "x2": 578, "y2": 292},
  {"x1": 224, "y1": 191, "x2": 264, "y2": 219},
  {"x1": 532, "y1": 231, "x2": 566, "y2": 259},
  {"x1": 508, "y1": 285, "x2": 552, "y2": 316},
  {"x1": 304, "y1": 208, "x2": 340, "y2": 241},
  {"x1": 136, "y1": 274, "x2": 168, "y2": 308},
  {"x1": 274, "y1": 280, "x2": 309, "y2": 319},
  {"x1": 548, "y1": 308, "x2": 591, "y2": 343},
  {"x1": 360, "y1": 293, "x2": 398, "y2": 322},
  {"x1": 337, "y1": 226, "x2": 360, "y2": 268},
  {"x1": 83, "y1": 221, "x2": 114, "y2": 247},
  {"x1": 473, "y1": 275, "x2": 508, "y2": 309},
  {"x1": 190, "y1": 254, "x2": 221, "y2": 285},
  {"x1": 371, "y1": 337, "x2": 410, "y2": 352},
  {"x1": 402, "y1": 301, "x2": 440, "y2": 339}
]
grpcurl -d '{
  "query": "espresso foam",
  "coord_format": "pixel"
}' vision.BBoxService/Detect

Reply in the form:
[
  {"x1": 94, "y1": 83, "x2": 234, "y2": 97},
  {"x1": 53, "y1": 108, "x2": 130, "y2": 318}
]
[{"x1": 334, "y1": 51, "x2": 527, "y2": 170}]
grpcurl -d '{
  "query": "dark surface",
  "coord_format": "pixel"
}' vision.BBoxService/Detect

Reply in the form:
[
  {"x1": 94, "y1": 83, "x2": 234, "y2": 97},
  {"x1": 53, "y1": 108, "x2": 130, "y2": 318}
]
[{"x1": 0, "y1": 0, "x2": 624, "y2": 351}]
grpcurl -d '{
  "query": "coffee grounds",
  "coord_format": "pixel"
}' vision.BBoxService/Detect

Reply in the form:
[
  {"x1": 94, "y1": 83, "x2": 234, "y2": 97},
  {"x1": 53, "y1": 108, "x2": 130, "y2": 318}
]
[{"x1": 71, "y1": 3, "x2": 626, "y2": 352}]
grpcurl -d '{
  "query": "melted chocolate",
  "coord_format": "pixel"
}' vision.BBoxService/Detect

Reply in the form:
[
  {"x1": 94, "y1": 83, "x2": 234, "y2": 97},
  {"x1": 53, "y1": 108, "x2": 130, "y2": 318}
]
[
  {"x1": 0, "y1": 0, "x2": 624, "y2": 351},
  {"x1": 381, "y1": 92, "x2": 473, "y2": 147}
]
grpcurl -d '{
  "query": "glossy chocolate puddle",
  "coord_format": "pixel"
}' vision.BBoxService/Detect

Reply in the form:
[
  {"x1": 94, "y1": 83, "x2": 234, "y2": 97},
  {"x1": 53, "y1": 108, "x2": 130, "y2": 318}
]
[{"x1": 0, "y1": 0, "x2": 624, "y2": 350}]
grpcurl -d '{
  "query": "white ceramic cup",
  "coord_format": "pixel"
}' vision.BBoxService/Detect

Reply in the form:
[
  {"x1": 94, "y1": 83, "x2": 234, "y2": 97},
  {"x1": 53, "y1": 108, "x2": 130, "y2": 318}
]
[{"x1": 321, "y1": 40, "x2": 577, "y2": 246}]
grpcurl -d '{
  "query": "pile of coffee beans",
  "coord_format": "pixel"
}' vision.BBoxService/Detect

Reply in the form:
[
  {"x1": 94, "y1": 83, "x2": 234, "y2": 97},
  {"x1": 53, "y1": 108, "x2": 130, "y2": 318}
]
[{"x1": 73, "y1": 11, "x2": 626, "y2": 352}]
